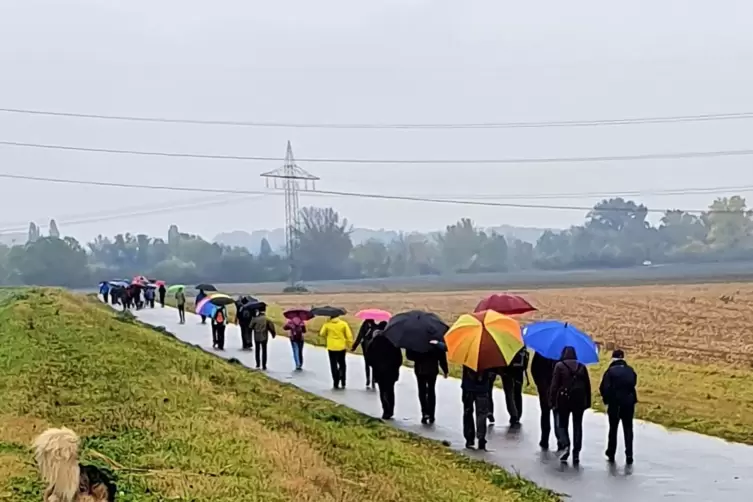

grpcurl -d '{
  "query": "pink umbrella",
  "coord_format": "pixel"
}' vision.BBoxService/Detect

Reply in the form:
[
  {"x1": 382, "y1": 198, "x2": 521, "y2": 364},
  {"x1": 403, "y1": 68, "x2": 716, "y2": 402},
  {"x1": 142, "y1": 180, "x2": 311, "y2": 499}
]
[
  {"x1": 195, "y1": 297, "x2": 211, "y2": 314},
  {"x1": 355, "y1": 309, "x2": 392, "y2": 322}
]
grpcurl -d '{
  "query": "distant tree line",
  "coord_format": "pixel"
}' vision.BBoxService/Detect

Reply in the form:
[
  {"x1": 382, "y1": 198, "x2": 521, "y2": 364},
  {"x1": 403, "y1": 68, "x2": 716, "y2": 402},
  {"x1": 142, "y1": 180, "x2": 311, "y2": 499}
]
[{"x1": 1, "y1": 196, "x2": 753, "y2": 288}]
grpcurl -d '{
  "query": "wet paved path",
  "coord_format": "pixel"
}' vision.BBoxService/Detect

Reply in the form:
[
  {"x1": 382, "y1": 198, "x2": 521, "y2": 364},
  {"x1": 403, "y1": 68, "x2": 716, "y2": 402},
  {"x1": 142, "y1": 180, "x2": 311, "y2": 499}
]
[{"x1": 124, "y1": 304, "x2": 753, "y2": 501}]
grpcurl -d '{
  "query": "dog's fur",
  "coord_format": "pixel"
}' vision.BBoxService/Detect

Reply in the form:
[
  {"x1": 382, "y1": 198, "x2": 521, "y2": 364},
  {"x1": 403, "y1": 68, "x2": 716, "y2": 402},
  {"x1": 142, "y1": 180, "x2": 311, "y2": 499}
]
[{"x1": 33, "y1": 428, "x2": 116, "y2": 502}]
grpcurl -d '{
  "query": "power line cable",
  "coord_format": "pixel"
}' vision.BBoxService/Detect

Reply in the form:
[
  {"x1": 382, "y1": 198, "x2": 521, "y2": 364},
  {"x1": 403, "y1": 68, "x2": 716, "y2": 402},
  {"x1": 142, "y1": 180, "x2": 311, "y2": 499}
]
[
  {"x1": 3, "y1": 139, "x2": 753, "y2": 165},
  {"x1": 2, "y1": 106, "x2": 753, "y2": 129},
  {"x1": 0, "y1": 172, "x2": 745, "y2": 215},
  {"x1": 0, "y1": 193, "x2": 267, "y2": 235}
]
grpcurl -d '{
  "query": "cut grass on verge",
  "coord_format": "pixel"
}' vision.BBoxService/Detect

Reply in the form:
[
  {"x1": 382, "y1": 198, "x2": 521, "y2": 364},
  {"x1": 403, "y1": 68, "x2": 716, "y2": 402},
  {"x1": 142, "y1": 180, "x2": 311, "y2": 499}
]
[{"x1": 0, "y1": 289, "x2": 557, "y2": 502}]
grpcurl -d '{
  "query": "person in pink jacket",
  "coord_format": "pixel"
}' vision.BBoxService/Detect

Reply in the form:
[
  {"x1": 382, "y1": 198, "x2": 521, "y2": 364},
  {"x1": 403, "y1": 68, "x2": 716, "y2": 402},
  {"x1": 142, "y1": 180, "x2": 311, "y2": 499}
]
[{"x1": 284, "y1": 317, "x2": 307, "y2": 370}]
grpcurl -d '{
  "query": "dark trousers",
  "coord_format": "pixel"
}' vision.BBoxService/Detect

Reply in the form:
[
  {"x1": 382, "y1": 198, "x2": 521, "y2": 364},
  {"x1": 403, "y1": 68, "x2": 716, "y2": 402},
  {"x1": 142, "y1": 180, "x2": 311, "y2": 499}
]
[
  {"x1": 536, "y1": 388, "x2": 560, "y2": 448},
  {"x1": 255, "y1": 340, "x2": 268, "y2": 368},
  {"x1": 328, "y1": 350, "x2": 347, "y2": 387},
  {"x1": 102, "y1": 293, "x2": 109, "y2": 304},
  {"x1": 606, "y1": 404, "x2": 634, "y2": 459},
  {"x1": 376, "y1": 379, "x2": 396, "y2": 418},
  {"x1": 364, "y1": 360, "x2": 372, "y2": 384},
  {"x1": 177, "y1": 304, "x2": 185, "y2": 323},
  {"x1": 500, "y1": 371, "x2": 523, "y2": 423},
  {"x1": 462, "y1": 391, "x2": 490, "y2": 445},
  {"x1": 416, "y1": 373, "x2": 438, "y2": 418},
  {"x1": 159, "y1": 293, "x2": 165, "y2": 307},
  {"x1": 240, "y1": 325, "x2": 252, "y2": 349},
  {"x1": 201, "y1": 315, "x2": 207, "y2": 324},
  {"x1": 148, "y1": 298, "x2": 155, "y2": 308},
  {"x1": 556, "y1": 408, "x2": 584, "y2": 455},
  {"x1": 214, "y1": 324, "x2": 226, "y2": 350}
]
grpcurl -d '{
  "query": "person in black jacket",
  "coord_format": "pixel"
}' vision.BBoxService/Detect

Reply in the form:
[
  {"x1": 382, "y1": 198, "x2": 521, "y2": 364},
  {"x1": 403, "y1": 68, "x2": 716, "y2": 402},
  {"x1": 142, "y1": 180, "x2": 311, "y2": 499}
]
[
  {"x1": 549, "y1": 346, "x2": 591, "y2": 465},
  {"x1": 499, "y1": 347, "x2": 528, "y2": 426},
  {"x1": 530, "y1": 352, "x2": 559, "y2": 450},
  {"x1": 365, "y1": 332, "x2": 403, "y2": 420},
  {"x1": 407, "y1": 341, "x2": 449, "y2": 424},
  {"x1": 599, "y1": 349, "x2": 637, "y2": 465},
  {"x1": 353, "y1": 319, "x2": 378, "y2": 388},
  {"x1": 461, "y1": 366, "x2": 493, "y2": 450},
  {"x1": 158, "y1": 284, "x2": 166, "y2": 307}
]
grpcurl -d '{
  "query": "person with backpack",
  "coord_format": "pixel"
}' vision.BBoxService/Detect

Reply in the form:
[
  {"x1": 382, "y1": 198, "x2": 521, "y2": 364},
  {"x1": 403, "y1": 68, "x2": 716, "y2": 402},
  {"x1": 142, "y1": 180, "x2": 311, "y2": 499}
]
[
  {"x1": 236, "y1": 298, "x2": 253, "y2": 350},
  {"x1": 284, "y1": 316, "x2": 307, "y2": 370},
  {"x1": 365, "y1": 330, "x2": 402, "y2": 420},
  {"x1": 352, "y1": 319, "x2": 378, "y2": 388},
  {"x1": 158, "y1": 284, "x2": 166, "y2": 307},
  {"x1": 250, "y1": 310, "x2": 277, "y2": 370},
  {"x1": 406, "y1": 340, "x2": 449, "y2": 425},
  {"x1": 461, "y1": 366, "x2": 493, "y2": 451},
  {"x1": 548, "y1": 346, "x2": 592, "y2": 465},
  {"x1": 211, "y1": 305, "x2": 228, "y2": 350},
  {"x1": 319, "y1": 314, "x2": 353, "y2": 389},
  {"x1": 500, "y1": 347, "x2": 529, "y2": 426},
  {"x1": 600, "y1": 349, "x2": 637, "y2": 465},
  {"x1": 531, "y1": 352, "x2": 560, "y2": 450}
]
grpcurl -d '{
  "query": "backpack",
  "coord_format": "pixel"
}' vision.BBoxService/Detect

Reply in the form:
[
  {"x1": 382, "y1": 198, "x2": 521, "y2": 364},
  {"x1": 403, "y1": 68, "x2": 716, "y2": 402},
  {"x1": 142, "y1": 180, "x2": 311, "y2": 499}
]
[
  {"x1": 556, "y1": 363, "x2": 587, "y2": 410},
  {"x1": 240, "y1": 308, "x2": 251, "y2": 321}
]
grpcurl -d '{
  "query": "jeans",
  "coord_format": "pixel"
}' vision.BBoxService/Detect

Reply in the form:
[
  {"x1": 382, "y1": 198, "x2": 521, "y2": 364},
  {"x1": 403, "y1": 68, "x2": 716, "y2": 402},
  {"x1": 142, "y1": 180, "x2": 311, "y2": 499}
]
[
  {"x1": 462, "y1": 391, "x2": 490, "y2": 446},
  {"x1": 416, "y1": 373, "x2": 438, "y2": 418},
  {"x1": 606, "y1": 404, "x2": 635, "y2": 459},
  {"x1": 255, "y1": 340, "x2": 268, "y2": 368},
  {"x1": 328, "y1": 350, "x2": 347, "y2": 387},
  {"x1": 291, "y1": 339, "x2": 304, "y2": 368},
  {"x1": 377, "y1": 379, "x2": 396, "y2": 418},
  {"x1": 556, "y1": 408, "x2": 584, "y2": 455}
]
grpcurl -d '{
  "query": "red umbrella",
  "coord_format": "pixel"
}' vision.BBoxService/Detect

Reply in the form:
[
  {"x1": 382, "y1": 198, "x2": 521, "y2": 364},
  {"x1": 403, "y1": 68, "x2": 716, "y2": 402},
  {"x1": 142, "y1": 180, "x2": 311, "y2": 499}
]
[
  {"x1": 474, "y1": 294, "x2": 536, "y2": 315},
  {"x1": 283, "y1": 308, "x2": 314, "y2": 321}
]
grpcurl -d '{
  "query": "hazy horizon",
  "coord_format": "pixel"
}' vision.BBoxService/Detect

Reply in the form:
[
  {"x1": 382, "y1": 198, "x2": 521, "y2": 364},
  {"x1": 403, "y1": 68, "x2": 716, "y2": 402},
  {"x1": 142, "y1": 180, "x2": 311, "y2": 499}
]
[{"x1": 2, "y1": 0, "x2": 753, "y2": 243}]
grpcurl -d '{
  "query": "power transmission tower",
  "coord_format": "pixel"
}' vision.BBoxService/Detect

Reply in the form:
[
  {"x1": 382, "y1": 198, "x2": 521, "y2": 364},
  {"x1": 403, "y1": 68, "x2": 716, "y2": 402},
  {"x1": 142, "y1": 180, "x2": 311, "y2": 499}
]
[{"x1": 261, "y1": 141, "x2": 319, "y2": 286}]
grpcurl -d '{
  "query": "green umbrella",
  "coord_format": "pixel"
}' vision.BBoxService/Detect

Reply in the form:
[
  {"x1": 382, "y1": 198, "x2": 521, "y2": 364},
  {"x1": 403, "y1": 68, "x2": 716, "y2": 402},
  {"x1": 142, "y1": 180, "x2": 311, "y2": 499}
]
[{"x1": 167, "y1": 284, "x2": 185, "y2": 294}]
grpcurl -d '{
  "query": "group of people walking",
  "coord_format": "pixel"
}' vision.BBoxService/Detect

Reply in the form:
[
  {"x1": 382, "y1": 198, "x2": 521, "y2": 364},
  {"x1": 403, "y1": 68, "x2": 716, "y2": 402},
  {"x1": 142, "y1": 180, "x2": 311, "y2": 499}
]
[{"x1": 100, "y1": 281, "x2": 166, "y2": 310}]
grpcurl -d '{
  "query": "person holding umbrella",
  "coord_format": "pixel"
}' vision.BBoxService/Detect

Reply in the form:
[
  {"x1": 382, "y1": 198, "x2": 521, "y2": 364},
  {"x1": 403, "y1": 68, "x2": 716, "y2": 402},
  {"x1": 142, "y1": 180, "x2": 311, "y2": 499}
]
[
  {"x1": 365, "y1": 328, "x2": 402, "y2": 420},
  {"x1": 175, "y1": 287, "x2": 186, "y2": 324},
  {"x1": 236, "y1": 297, "x2": 253, "y2": 350},
  {"x1": 406, "y1": 341, "x2": 449, "y2": 425},
  {"x1": 315, "y1": 307, "x2": 352, "y2": 389},
  {"x1": 353, "y1": 309, "x2": 392, "y2": 389},
  {"x1": 530, "y1": 352, "x2": 559, "y2": 450},
  {"x1": 196, "y1": 289, "x2": 207, "y2": 324},
  {"x1": 549, "y1": 346, "x2": 592, "y2": 465},
  {"x1": 211, "y1": 304, "x2": 229, "y2": 350},
  {"x1": 283, "y1": 309, "x2": 312, "y2": 370}
]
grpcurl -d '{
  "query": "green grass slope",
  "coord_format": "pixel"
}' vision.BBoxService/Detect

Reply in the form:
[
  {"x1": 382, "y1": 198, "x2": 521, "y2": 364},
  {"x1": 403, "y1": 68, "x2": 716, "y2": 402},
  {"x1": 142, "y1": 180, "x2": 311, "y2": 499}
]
[{"x1": 0, "y1": 289, "x2": 557, "y2": 502}]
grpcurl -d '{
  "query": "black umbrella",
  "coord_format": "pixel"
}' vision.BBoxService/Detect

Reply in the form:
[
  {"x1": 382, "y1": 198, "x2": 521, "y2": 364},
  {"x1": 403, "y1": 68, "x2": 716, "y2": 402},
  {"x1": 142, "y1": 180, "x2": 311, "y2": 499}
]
[
  {"x1": 311, "y1": 306, "x2": 347, "y2": 318},
  {"x1": 239, "y1": 301, "x2": 267, "y2": 315},
  {"x1": 383, "y1": 310, "x2": 449, "y2": 353},
  {"x1": 195, "y1": 284, "x2": 218, "y2": 292}
]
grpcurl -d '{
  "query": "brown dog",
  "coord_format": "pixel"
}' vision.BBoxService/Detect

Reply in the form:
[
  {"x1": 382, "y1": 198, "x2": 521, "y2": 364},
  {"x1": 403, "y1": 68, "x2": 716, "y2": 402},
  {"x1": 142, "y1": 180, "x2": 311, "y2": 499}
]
[{"x1": 33, "y1": 428, "x2": 116, "y2": 502}]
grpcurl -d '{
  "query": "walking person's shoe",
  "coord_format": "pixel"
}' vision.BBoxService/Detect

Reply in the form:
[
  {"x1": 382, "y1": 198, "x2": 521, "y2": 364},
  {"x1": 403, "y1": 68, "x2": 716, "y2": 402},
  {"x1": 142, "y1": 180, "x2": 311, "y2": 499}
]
[
  {"x1": 420, "y1": 415, "x2": 429, "y2": 425},
  {"x1": 558, "y1": 446, "x2": 571, "y2": 463},
  {"x1": 626, "y1": 456, "x2": 634, "y2": 466},
  {"x1": 539, "y1": 439, "x2": 549, "y2": 450},
  {"x1": 477, "y1": 440, "x2": 487, "y2": 451},
  {"x1": 487, "y1": 415, "x2": 495, "y2": 425},
  {"x1": 605, "y1": 451, "x2": 616, "y2": 463},
  {"x1": 428, "y1": 416, "x2": 435, "y2": 424},
  {"x1": 333, "y1": 382, "x2": 340, "y2": 390},
  {"x1": 465, "y1": 441, "x2": 475, "y2": 450},
  {"x1": 572, "y1": 453, "x2": 580, "y2": 466},
  {"x1": 365, "y1": 378, "x2": 371, "y2": 388}
]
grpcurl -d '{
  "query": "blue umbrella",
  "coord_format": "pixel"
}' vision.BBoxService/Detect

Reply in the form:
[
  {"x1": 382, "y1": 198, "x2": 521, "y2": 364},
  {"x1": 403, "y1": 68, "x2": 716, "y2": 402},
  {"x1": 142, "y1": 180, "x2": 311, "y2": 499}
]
[
  {"x1": 523, "y1": 321, "x2": 599, "y2": 364},
  {"x1": 197, "y1": 300, "x2": 217, "y2": 318}
]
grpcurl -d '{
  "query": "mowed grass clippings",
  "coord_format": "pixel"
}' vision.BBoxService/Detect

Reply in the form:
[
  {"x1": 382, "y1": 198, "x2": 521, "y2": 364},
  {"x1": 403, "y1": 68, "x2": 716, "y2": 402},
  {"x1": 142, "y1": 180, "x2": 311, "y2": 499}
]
[
  {"x1": 0, "y1": 289, "x2": 558, "y2": 502},
  {"x1": 170, "y1": 282, "x2": 753, "y2": 444}
]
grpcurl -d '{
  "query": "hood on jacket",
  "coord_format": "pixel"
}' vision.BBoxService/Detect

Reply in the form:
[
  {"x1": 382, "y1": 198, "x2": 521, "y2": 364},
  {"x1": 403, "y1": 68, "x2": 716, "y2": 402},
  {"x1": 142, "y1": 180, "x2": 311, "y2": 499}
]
[
  {"x1": 560, "y1": 345, "x2": 577, "y2": 361},
  {"x1": 326, "y1": 317, "x2": 348, "y2": 327}
]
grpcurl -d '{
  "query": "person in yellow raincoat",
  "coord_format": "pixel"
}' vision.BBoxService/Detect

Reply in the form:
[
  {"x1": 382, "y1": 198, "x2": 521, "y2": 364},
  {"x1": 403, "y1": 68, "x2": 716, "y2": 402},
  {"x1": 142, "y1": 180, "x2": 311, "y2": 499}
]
[{"x1": 320, "y1": 315, "x2": 353, "y2": 389}]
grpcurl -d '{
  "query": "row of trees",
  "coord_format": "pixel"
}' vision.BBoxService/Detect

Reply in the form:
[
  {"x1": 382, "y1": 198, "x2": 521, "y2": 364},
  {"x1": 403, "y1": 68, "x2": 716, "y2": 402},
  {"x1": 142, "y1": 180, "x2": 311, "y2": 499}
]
[{"x1": 1, "y1": 197, "x2": 752, "y2": 288}]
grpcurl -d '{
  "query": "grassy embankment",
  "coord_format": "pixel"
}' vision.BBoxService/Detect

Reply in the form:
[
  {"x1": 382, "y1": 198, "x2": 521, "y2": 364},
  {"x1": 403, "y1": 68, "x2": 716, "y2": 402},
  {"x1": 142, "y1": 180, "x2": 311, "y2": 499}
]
[
  {"x1": 168, "y1": 294, "x2": 753, "y2": 445},
  {"x1": 0, "y1": 289, "x2": 557, "y2": 502}
]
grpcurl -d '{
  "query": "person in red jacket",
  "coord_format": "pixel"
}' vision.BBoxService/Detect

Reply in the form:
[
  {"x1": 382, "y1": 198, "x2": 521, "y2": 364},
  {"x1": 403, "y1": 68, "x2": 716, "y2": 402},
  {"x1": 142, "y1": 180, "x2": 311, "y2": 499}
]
[{"x1": 284, "y1": 317, "x2": 307, "y2": 370}]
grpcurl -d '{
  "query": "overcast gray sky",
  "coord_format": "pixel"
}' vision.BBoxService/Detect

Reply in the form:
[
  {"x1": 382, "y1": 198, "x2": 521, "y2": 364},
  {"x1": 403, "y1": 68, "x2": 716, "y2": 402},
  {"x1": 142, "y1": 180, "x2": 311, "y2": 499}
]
[{"x1": 1, "y1": 0, "x2": 753, "y2": 243}]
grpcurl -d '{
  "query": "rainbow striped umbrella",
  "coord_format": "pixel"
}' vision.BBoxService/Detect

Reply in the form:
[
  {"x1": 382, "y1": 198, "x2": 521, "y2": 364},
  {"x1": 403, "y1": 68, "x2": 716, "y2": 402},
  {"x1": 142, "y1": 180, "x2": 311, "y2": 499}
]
[{"x1": 444, "y1": 310, "x2": 524, "y2": 371}]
